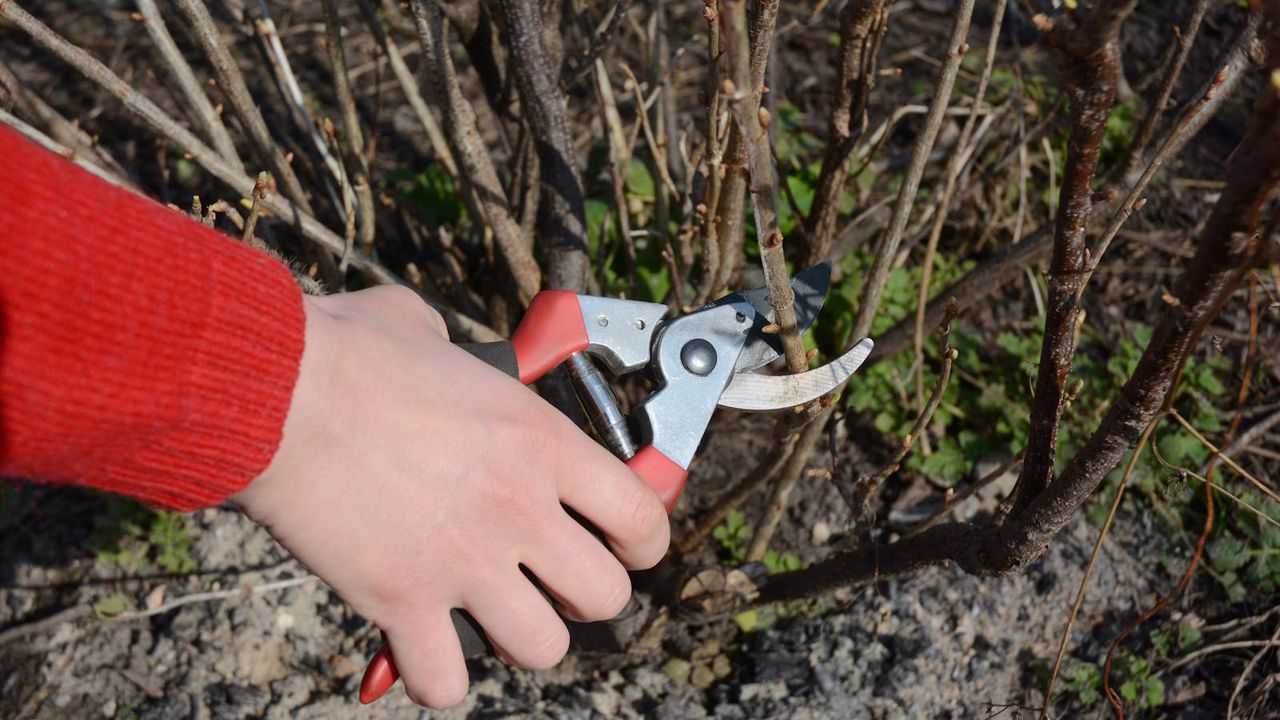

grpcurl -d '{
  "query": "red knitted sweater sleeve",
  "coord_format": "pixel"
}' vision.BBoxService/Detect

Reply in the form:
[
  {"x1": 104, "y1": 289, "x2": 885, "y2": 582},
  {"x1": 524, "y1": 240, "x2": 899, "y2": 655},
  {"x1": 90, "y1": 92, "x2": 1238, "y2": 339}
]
[{"x1": 0, "y1": 124, "x2": 306, "y2": 510}]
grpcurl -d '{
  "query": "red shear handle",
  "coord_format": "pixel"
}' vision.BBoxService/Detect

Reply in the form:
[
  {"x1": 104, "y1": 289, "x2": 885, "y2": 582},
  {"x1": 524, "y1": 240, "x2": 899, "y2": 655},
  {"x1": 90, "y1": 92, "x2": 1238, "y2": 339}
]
[
  {"x1": 627, "y1": 446, "x2": 688, "y2": 513},
  {"x1": 360, "y1": 644, "x2": 398, "y2": 705},
  {"x1": 509, "y1": 290, "x2": 589, "y2": 384}
]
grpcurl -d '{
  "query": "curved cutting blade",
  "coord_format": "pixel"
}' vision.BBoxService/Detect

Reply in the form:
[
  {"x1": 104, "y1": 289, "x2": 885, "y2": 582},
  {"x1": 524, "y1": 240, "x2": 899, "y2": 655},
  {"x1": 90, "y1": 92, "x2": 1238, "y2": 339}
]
[
  {"x1": 717, "y1": 338, "x2": 874, "y2": 412},
  {"x1": 709, "y1": 261, "x2": 832, "y2": 372}
]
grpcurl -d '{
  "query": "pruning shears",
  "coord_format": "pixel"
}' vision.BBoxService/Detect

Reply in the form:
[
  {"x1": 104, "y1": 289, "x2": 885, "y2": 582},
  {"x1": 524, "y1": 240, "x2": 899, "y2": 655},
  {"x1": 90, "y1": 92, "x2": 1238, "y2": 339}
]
[{"x1": 359, "y1": 261, "x2": 874, "y2": 703}]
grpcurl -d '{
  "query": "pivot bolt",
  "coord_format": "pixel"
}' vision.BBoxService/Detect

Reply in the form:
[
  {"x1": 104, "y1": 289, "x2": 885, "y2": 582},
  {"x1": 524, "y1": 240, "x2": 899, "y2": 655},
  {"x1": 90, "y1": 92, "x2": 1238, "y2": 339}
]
[{"x1": 680, "y1": 339, "x2": 717, "y2": 376}]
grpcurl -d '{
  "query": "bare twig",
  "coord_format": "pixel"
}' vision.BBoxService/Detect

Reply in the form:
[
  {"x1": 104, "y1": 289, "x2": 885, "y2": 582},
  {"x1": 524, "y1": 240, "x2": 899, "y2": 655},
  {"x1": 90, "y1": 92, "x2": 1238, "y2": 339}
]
[
  {"x1": 170, "y1": 0, "x2": 312, "y2": 213},
  {"x1": 694, "y1": 0, "x2": 725, "y2": 305},
  {"x1": 849, "y1": 0, "x2": 974, "y2": 344},
  {"x1": 0, "y1": 106, "x2": 126, "y2": 188},
  {"x1": 745, "y1": 417, "x2": 828, "y2": 562},
  {"x1": 0, "y1": 1, "x2": 499, "y2": 342},
  {"x1": 913, "y1": 0, "x2": 1006, "y2": 415},
  {"x1": 675, "y1": 439, "x2": 794, "y2": 556},
  {"x1": 722, "y1": 0, "x2": 805, "y2": 373},
  {"x1": 321, "y1": 0, "x2": 376, "y2": 256},
  {"x1": 0, "y1": 604, "x2": 90, "y2": 647},
  {"x1": 112, "y1": 576, "x2": 317, "y2": 621},
  {"x1": 1228, "y1": 616, "x2": 1280, "y2": 718},
  {"x1": 594, "y1": 58, "x2": 638, "y2": 277},
  {"x1": 242, "y1": 171, "x2": 272, "y2": 244},
  {"x1": 1039, "y1": 417, "x2": 1159, "y2": 720},
  {"x1": 1121, "y1": 0, "x2": 1210, "y2": 178},
  {"x1": 358, "y1": 0, "x2": 457, "y2": 179},
  {"x1": 134, "y1": 0, "x2": 242, "y2": 170},
  {"x1": 250, "y1": 0, "x2": 348, "y2": 214},
  {"x1": 847, "y1": 312, "x2": 958, "y2": 519}
]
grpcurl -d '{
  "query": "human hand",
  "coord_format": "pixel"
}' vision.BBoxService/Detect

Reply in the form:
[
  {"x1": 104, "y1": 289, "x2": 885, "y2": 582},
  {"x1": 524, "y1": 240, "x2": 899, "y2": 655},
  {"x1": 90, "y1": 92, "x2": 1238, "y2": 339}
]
[{"x1": 231, "y1": 286, "x2": 670, "y2": 708}]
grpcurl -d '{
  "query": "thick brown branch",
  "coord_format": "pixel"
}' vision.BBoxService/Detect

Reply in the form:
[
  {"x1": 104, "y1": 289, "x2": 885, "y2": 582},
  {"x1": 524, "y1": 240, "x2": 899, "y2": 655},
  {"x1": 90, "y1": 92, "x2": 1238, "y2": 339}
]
[
  {"x1": 409, "y1": 0, "x2": 541, "y2": 304},
  {"x1": 803, "y1": 0, "x2": 887, "y2": 265},
  {"x1": 497, "y1": 0, "x2": 589, "y2": 291},
  {"x1": 984, "y1": 25, "x2": 1279, "y2": 573},
  {"x1": 1011, "y1": 1, "x2": 1136, "y2": 515}
]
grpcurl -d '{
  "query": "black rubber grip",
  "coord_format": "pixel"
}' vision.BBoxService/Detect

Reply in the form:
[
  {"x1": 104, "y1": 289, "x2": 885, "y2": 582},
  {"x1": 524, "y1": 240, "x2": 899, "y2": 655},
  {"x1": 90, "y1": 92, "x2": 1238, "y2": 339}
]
[{"x1": 458, "y1": 341, "x2": 519, "y2": 379}]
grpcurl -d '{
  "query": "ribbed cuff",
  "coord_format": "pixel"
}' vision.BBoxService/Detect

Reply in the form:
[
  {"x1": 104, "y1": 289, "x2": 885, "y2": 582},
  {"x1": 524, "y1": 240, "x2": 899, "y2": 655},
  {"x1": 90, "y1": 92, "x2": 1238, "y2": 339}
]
[
  {"x1": 104, "y1": 253, "x2": 306, "y2": 510},
  {"x1": 0, "y1": 123, "x2": 306, "y2": 511}
]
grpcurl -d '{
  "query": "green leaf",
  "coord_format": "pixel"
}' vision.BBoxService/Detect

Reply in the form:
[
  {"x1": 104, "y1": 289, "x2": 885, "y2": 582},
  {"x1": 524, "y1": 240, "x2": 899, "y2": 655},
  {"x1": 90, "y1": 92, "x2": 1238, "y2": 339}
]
[
  {"x1": 1143, "y1": 676, "x2": 1164, "y2": 708},
  {"x1": 92, "y1": 592, "x2": 134, "y2": 619},
  {"x1": 624, "y1": 160, "x2": 655, "y2": 200}
]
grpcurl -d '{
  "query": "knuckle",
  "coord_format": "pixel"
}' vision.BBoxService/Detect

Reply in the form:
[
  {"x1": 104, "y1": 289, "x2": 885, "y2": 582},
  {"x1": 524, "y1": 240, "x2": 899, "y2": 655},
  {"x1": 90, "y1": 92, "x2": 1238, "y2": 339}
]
[
  {"x1": 621, "y1": 482, "x2": 666, "y2": 547},
  {"x1": 522, "y1": 621, "x2": 570, "y2": 669},
  {"x1": 405, "y1": 676, "x2": 468, "y2": 710},
  {"x1": 595, "y1": 569, "x2": 633, "y2": 620}
]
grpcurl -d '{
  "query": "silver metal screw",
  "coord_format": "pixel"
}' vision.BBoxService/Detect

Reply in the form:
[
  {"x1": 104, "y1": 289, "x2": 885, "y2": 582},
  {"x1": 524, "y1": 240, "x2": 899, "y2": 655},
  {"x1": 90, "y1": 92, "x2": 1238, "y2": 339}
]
[
  {"x1": 680, "y1": 339, "x2": 717, "y2": 376},
  {"x1": 598, "y1": 316, "x2": 609, "y2": 327}
]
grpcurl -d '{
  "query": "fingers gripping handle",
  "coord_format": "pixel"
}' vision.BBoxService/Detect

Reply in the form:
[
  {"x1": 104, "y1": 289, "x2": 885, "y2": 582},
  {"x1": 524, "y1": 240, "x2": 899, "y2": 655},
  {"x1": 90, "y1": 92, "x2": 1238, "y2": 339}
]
[
  {"x1": 360, "y1": 447, "x2": 687, "y2": 703},
  {"x1": 362, "y1": 291, "x2": 664, "y2": 705}
]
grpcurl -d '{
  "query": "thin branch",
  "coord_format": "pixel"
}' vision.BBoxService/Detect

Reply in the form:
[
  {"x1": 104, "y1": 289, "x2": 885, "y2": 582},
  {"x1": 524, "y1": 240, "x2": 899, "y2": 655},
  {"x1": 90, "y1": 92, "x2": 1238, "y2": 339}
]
[
  {"x1": 848, "y1": 0, "x2": 975, "y2": 344},
  {"x1": 242, "y1": 171, "x2": 271, "y2": 244},
  {"x1": 358, "y1": 0, "x2": 457, "y2": 180},
  {"x1": 594, "y1": 58, "x2": 638, "y2": 277},
  {"x1": 134, "y1": 0, "x2": 243, "y2": 170},
  {"x1": 694, "y1": 0, "x2": 724, "y2": 305},
  {"x1": 170, "y1": 0, "x2": 313, "y2": 214},
  {"x1": 1227, "y1": 616, "x2": 1280, "y2": 718},
  {"x1": 913, "y1": 0, "x2": 1006, "y2": 415},
  {"x1": 0, "y1": 1, "x2": 499, "y2": 342},
  {"x1": 321, "y1": 0, "x2": 376, "y2": 255},
  {"x1": 744, "y1": 418, "x2": 826, "y2": 562},
  {"x1": 722, "y1": 0, "x2": 805, "y2": 373},
  {"x1": 1121, "y1": 0, "x2": 1210, "y2": 178},
  {"x1": 0, "y1": 65, "x2": 133, "y2": 185},
  {"x1": 674, "y1": 439, "x2": 794, "y2": 556},
  {"x1": 847, "y1": 312, "x2": 958, "y2": 519},
  {"x1": 1040, "y1": 417, "x2": 1159, "y2": 720},
  {"x1": 250, "y1": 0, "x2": 348, "y2": 215},
  {"x1": 112, "y1": 576, "x2": 316, "y2": 621}
]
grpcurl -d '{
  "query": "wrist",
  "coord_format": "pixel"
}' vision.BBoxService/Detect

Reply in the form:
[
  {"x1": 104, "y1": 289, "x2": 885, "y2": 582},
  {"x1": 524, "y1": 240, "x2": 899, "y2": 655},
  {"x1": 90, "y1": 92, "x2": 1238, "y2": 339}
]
[{"x1": 232, "y1": 294, "x2": 336, "y2": 518}]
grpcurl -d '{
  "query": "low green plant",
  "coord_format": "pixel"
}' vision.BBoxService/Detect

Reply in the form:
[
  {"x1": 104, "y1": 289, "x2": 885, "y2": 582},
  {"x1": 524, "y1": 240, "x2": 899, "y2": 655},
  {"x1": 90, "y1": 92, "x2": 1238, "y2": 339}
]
[{"x1": 89, "y1": 500, "x2": 196, "y2": 574}]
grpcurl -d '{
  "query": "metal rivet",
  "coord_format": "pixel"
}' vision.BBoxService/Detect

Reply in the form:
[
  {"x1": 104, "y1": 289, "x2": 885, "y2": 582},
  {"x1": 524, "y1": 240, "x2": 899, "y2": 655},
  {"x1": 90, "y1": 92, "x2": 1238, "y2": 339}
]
[
  {"x1": 735, "y1": 312, "x2": 747, "y2": 323},
  {"x1": 634, "y1": 319, "x2": 646, "y2": 330},
  {"x1": 680, "y1": 339, "x2": 717, "y2": 377},
  {"x1": 598, "y1": 316, "x2": 609, "y2": 327}
]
